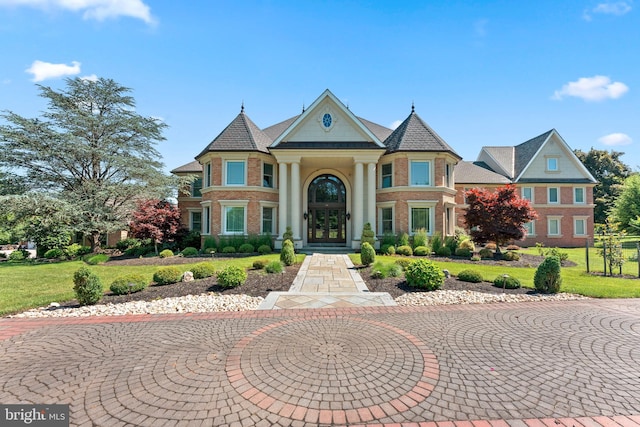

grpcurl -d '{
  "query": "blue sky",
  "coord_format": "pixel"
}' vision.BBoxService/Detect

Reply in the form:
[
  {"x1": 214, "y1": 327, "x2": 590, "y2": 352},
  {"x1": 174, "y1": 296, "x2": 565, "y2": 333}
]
[{"x1": 1, "y1": 0, "x2": 638, "y2": 172}]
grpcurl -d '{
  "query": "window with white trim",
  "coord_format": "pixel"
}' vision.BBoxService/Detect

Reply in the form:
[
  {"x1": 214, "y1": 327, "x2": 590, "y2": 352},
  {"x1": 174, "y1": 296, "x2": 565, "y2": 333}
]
[
  {"x1": 574, "y1": 187, "x2": 585, "y2": 204},
  {"x1": 202, "y1": 206, "x2": 211, "y2": 235},
  {"x1": 190, "y1": 211, "x2": 202, "y2": 232},
  {"x1": 192, "y1": 177, "x2": 202, "y2": 197},
  {"x1": 262, "y1": 207, "x2": 274, "y2": 234},
  {"x1": 574, "y1": 218, "x2": 586, "y2": 236},
  {"x1": 547, "y1": 157, "x2": 559, "y2": 172},
  {"x1": 381, "y1": 163, "x2": 392, "y2": 188},
  {"x1": 224, "y1": 206, "x2": 245, "y2": 234},
  {"x1": 522, "y1": 187, "x2": 533, "y2": 202},
  {"x1": 411, "y1": 207, "x2": 431, "y2": 233},
  {"x1": 204, "y1": 163, "x2": 212, "y2": 187},
  {"x1": 524, "y1": 221, "x2": 535, "y2": 236},
  {"x1": 263, "y1": 163, "x2": 274, "y2": 188},
  {"x1": 548, "y1": 217, "x2": 561, "y2": 236},
  {"x1": 548, "y1": 187, "x2": 559, "y2": 204},
  {"x1": 225, "y1": 161, "x2": 246, "y2": 186},
  {"x1": 410, "y1": 161, "x2": 431, "y2": 186},
  {"x1": 381, "y1": 207, "x2": 393, "y2": 233},
  {"x1": 445, "y1": 164, "x2": 452, "y2": 187}
]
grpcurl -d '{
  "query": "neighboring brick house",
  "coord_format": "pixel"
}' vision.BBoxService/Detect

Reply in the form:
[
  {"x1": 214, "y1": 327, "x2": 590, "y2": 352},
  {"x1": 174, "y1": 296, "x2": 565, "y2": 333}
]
[
  {"x1": 172, "y1": 90, "x2": 595, "y2": 249},
  {"x1": 454, "y1": 129, "x2": 597, "y2": 247}
]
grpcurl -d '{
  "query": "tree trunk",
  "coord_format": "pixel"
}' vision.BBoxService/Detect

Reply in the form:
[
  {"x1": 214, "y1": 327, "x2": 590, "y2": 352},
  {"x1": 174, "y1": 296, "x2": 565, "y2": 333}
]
[{"x1": 91, "y1": 232, "x2": 102, "y2": 253}]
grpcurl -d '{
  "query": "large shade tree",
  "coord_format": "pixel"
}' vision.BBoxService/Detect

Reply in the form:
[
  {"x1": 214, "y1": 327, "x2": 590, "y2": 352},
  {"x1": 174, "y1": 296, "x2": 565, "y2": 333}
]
[
  {"x1": 612, "y1": 174, "x2": 640, "y2": 233},
  {"x1": 464, "y1": 185, "x2": 538, "y2": 251},
  {"x1": 574, "y1": 148, "x2": 632, "y2": 224},
  {"x1": 0, "y1": 77, "x2": 184, "y2": 250}
]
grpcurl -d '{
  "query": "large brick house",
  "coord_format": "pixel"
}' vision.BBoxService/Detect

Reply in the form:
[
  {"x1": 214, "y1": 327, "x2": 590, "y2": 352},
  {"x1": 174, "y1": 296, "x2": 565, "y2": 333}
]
[{"x1": 172, "y1": 90, "x2": 596, "y2": 249}]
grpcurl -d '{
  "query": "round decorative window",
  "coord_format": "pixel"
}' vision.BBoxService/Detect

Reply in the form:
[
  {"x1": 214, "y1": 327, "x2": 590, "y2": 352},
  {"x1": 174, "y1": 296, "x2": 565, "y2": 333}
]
[{"x1": 322, "y1": 113, "x2": 332, "y2": 128}]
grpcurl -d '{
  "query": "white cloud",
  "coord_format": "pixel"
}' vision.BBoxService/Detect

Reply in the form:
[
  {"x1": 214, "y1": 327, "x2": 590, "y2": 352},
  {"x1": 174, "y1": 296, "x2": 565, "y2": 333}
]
[
  {"x1": 390, "y1": 120, "x2": 402, "y2": 130},
  {"x1": 25, "y1": 60, "x2": 81, "y2": 81},
  {"x1": 598, "y1": 133, "x2": 633, "y2": 146},
  {"x1": 552, "y1": 75, "x2": 628, "y2": 101},
  {"x1": 80, "y1": 74, "x2": 98, "y2": 82},
  {"x1": 0, "y1": 0, "x2": 154, "y2": 24},
  {"x1": 583, "y1": 1, "x2": 632, "y2": 21}
]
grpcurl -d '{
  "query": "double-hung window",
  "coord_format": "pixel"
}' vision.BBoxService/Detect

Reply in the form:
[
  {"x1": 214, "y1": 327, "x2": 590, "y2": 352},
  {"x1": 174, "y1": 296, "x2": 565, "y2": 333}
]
[
  {"x1": 262, "y1": 207, "x2": 274, "y2": 234},
  {"x1": 548, "y1": 217, "x2": 561, "y2": 236},
  {"x1": 263, "y1": 163, "x2": 274, "y2": 188},
  {"x1": 381, "y1": 163, "x2": 392, "y2": 188},
  {"x1": 574, "y1": 218, "x2": 586, "y2": 236},
  {"x1": 574, "y1": 187, "x2": 585, "y2": 204},
  {"x1": 204, "y1": 163, "x2": 212, "y2": 187},
  {"x1": 192, "y1": 177, "x2": 202, "y2": 197},
  {"x1": 410, "y1": 161, "x2": 430, "y2": 186},
  {"x1": 548, "y1": 187, "x2": 559, "y2": 204},
  {"x1": 225, "y1": 207, "x2": 245, "y2": 234},
  {"x1": 190, "y1": 211, "x2": 202, "y2": 232},
  {"x1": 411, "y1": 207, "x2": 430, "y2": 233},
  {"x1": 522, "y1": 187, "x2": 533, "y2": 202}
]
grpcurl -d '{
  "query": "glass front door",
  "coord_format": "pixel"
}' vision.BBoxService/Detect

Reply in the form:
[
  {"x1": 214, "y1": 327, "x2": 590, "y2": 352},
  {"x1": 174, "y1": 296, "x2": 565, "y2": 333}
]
[{"x1": 307, "y1": 175, "x2": 347, "y2": 244}]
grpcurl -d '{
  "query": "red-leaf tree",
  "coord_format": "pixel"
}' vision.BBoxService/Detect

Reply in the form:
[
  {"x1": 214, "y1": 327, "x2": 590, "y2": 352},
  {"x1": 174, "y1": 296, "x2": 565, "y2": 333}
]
[
  {"x1": 129, "y1": 199, "x2": 182, "y2": 254},
  {"x1": 464, "y1": 185, "x2": 538, "y2": 251}
]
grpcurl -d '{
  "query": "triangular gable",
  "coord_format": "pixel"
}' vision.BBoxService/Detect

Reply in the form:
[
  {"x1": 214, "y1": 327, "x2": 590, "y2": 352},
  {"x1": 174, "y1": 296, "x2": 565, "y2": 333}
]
[
  {"x1": 515, "y1": 129, "x2": 597, "y2": 183},
  {"x1": 270, "y1": 89, "x2": 385, "y2": 148},
  {"x1": 476, "y1": 146, "x2": 514, "y2": 179}
]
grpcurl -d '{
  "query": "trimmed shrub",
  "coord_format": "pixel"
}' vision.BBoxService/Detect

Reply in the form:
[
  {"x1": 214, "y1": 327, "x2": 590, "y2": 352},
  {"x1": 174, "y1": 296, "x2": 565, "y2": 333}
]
[
  {"x1": 265, "y1": 260, "x2": 283, "y2": 274},
  {"x1": 470, "y1": 255, "x2": 481, "y2": 262},
  {"x1": 396, "y1": 245, "x2": 413, "y2": 256},
  {"x1": 385, "y1": 245, "x2": 396, "y2": 255},
  {"x1": 454, "y1": 248, "x2": 472, "y2": 258},
  {"x1": 222, "y1": 246, "x2": 236, "y2": 254},
  {"x1": 203, "y1": 237, "x2": 217, "y2": 253},
  {"x1": 159, "y1": 249, "x2": 174, "y2": 258},
  {"x1": 280, "y1": 239, "x2": 295, "y2": 266},
  {"x1": 282, "y1": 226, "x2": 293, "y2": 242},
  {"x1": 116, "y1": 238, "x2": 141, "y2": 251},
  {"x1": 73, "y1": 267, "x2": 103, "y2": 305},
  {"x1": 84, "y1": 254, "x2": 109, "y2": 265},
  {"x1": 506, "y1": 244, "x2": 521, "y2": 251},
  {"x1": 44, "y1": 248, "x2": 65, "y2": 259},
  {"x1": 534, "y1": 256, "x2": 562, "y2": 294},
  {"x1": 395, "y1": 257, "x2": 414, "y2": 270},
  {"x1": 153, "y1": 266, "x2": 182, "y2": 285},
  {"x1": 109, "y1": 274, "x2": 148, "y2": 295},
  {"x1": 430, "y1": 233, "x2": 443, "y2": 254},
  {"x1": 413, "y1": 228, "x2": 428, "y2": 248},
  {"x1": 413, "y1": 245, "x2": 430, "y2": 256},
  {"x1": 405, "y1": 259, "x2": 444, "y2": 291},
  {"x1": 181, "y1": 247, "x2": 199, "y2": 257},
  {"x1": 217, "y1": 266, "x2": 247, "y2": 288},
  {"x1": 398, "y1": 232, "x2": 410, "y2": 247},
  {"x1": 361, "y1": 223, "x2": 375, "y2": 246},
  {"x1": 458, "y1": 239, "x2": 475, "y2": 252},
  {"x1": 457, "y1": 269, "x2": 483, "y2": 283},
  {"x1": 380, "y1": 244, "x2": 391, "y2": 255},
  {"x1": 493, "y1": 275, "x2": 521, "y2": 289},
  {"x1": 238, "y1": 243, "x2": 255, "y2": 253},
  {"x1": 253, "y1": 259, "x2": 268, "y2": 270},
  {"x1": 360, "y1": 242, "x2": 376, "y2": 266},
  {"x1": 9, "y1": 250, "x2": 28, "y2": 261},
  {"x1": 191, "y1": 262, "x2": 216, "y2": 279},
  {"x1": 503, "y1": 251, "x2": 520, "y2": 261},
  {"x1": 435, "y1": 246, "x2": 451, "y2": 257},
  {"x1": 478, "y1": 248, "x2": 493, "y2": 259},
  {"x1": 485, "y1": 243, "x2": 497, "y2": 250},
  {"x1": 258, "y1": 244, "x2": 272, "y2": 255},
  {"x1": 203, "y1": 247, "x2": 216, "y2": 254},
  {"x1": 65, "y1": 243, "x2": 91, "y2": 258}
]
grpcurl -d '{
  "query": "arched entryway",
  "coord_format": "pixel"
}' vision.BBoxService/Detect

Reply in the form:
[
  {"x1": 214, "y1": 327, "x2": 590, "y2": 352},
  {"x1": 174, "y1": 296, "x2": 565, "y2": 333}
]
[{"x1": 307, "y1": 174, "x2": 347, "y2": 244}]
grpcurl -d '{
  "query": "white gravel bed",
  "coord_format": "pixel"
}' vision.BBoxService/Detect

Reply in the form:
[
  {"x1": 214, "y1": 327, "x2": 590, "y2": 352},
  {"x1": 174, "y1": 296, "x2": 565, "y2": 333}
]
[
  {"x1": 11, "y1": 293, "x2": 264, "y2": 318},
  {"x1": 395, "y1": 290, "x2": 590, "y2": 306}
]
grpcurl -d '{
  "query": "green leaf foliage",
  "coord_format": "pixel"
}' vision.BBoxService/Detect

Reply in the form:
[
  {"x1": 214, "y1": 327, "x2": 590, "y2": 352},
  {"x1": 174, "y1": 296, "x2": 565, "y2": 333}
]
[
  {"x1": 405, "y1": 259, "x2": 444, "y2": 291},
  {"x1": 280, "y1": 239, "x2": 295, "y2": 266},
  {"x1": 457, "y1": 269, "x2": 483, "y2": 283},
  {"x1": 217, "y1": 266, "x2": 247, "y2": 288},
  {"x1": 153, "y1": 266, "x2": 182, "y2": 285},
  {"x1": 190, "y1": 262, "x2": 216, "y2": 279},
  {"x1": 109, "y1": 274, "x2": 148, "y2": 295},
  {"x1": 73, "y1": 267, "x2": 103, "y2": 305},
  {"x1": 360, "y1": 242, "x2": 375, "y2": 266},
  {"x1": 612, "y1": 174, "x2": 640, "y2": 232},
  {"x1": 534, "y1": 256, "x2": 562, "y2": 294}
]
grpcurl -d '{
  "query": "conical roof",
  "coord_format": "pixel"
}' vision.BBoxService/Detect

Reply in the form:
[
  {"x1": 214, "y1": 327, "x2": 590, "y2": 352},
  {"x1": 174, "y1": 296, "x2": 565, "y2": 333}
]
[
  {"x1": 197, "y1": 110, "x2": 273, "y2": 158},
  {"x1": 384, "y1": 110, "x2": 461, "y2": 159}
]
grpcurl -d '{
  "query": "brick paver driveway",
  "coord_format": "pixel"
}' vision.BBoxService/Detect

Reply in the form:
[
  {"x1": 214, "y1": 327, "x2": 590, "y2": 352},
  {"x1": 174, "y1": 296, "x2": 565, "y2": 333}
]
[{"x1": 1, "y1": 299, "x2": 639, "y2": 426}]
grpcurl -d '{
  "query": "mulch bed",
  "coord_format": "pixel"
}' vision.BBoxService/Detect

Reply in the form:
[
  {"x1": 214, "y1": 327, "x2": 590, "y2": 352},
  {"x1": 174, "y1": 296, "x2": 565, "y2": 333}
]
[{"x1": 64, "y1": 253, "x2": 549, "y2": 308}]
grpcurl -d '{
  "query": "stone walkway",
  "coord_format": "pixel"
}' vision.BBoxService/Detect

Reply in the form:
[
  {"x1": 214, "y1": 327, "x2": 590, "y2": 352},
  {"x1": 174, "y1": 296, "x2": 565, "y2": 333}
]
[
  {"x1": 1, "y1": 299, "x2": 639, "y2": 426},
  {"x1": 258, "y1": 254, "x2": 396, "y2": 309}
]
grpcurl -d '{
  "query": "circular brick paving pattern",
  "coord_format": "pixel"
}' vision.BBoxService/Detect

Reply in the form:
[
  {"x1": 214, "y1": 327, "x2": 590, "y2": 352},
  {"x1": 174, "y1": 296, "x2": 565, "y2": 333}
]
[{"x1": 226, "y1": 317, "x2": 439, "y2": 423}]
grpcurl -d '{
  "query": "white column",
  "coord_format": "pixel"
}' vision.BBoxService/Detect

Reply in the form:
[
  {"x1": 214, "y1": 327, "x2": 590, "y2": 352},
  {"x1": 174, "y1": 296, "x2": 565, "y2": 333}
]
[
  {"x1": 367, "y1": 162, "x2": 376, "y2": 230},
  {"x1": 353, "y1": 162, "x2": 364, "y2": 244},
  {"x1": 290, "y1": 162, "x2": 301, "y2": 241},
  {"x1": 278, "y1": 162, "x2": 288, "y2": 241}
]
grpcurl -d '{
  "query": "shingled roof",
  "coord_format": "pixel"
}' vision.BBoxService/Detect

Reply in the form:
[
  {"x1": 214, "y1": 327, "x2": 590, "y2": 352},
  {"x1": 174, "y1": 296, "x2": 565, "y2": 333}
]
[
  {"x1": 262, "y1": 115, "x2": 299, "y2": 141},
  {"x1": 197, "y1": 110, "x2": 273, "y2": 158},
  {"x1": 383, "y1": 110, "x2": 461, "y2": 158},
  {"x1": 514, "y1": 129, "x2": 554, "y2": 178},
  {"x1": 453, "y1": 161, "x2": 512, "y2": 184},
  {"x1": 170, "y1": 160, "x2": 202, "y2": 174}
]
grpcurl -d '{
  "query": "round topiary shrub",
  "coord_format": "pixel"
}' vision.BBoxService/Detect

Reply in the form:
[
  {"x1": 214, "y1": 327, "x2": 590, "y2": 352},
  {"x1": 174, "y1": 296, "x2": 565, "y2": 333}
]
[
  {"x1": 109, "y1": 274, "x2": 148, "y2": 295},
  {"x1": 413, "y1": 246, "x2": 430, "y2": 256},
  {"x1": 191, "y1": 262, "x2": 217, "y2": 279},
  {"x1": 44, "y1": 248, "x2": 65, "y2": 259},
  {"x1": 153, "y1": 266, "x2": 182, "y2": 285},
  {"x1": 396, "y1": 245, "x2": 413, "y2": 256},
  {"x1": 217, "y1": 266, "x2": 247, "y2": 288},
  {"x1": 9, "y1": 250, "x2": 28, "y2": 261},
  {"x1": 493, "y1": 275, "x2": 521, "y2": 289},
  {"x1": 380, "y1": 244, "x2": 395, "y2": 255},
  {"x1": 360, "y1": 242, "x2": 376, "y2": 266},
  {"x1": 181, "y1": 247, "x2": 199, "y2": 257},
  {"x1": 395, "y1": 257, "x2": 414, "y2": 271},
  {"x1": 405, "y1": 259, "x2": 444, "y2": 291},
  {"x1": 478, "y1": 248, "x2": 493, "y2": 259},
  {"x1": 534, "y1": 256, "x2": 562, "y2": 294},
  {"x1": 252, "y1": 259, "x2": 268, "y2": 270},
  {"x1": 361, "y1": 223, "x2": 375, "y2": 246},
  {"x1": 454, "y1": 248, "x2": 472, "y2": 258},
  {"x1": 238, "y1": 243, "x2": 255, "y2": 253},
  {"x1": 265, "y1": 260, "x2": 283, "y2": 274},
  {"x1": 471, "y1": 255, "x2": 481, "y2": 262},
  {"x1": 73, "y1": 267, "x2": 103, "y2": 305},
  {"x1": 159, "y1": 249, "x2": 174, "y2": 258},
  {"x1": 457, "y1": 269, "x2": 483, "y2": 283},
  {"x1": 435, "y1": 246, "x2": 451, "y2": 257},
  {"x1": 503, "y1": 251, "x2": 520, "y2": 261},
  {"x1": 280, "y1": 239, "x2": 295, "y2": 266},
  {"x1": 458, "y1": 239, "x2": 475, "y2": 252},
  {"x1": 222, "y1": 246, "x2": 236, "y2": 254},
  {"x1": 257, "y1": 244, "x2": 272, "y2": 255}
]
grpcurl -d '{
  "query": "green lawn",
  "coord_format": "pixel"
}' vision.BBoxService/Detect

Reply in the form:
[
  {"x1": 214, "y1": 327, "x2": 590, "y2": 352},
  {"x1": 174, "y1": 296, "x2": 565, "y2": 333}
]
[
  {"x1": 0, "y1": 254, "x2": 303, "y2": 316},
  {"x1": 350, "y1": 250, "x2": 640, "y2": 299}
]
